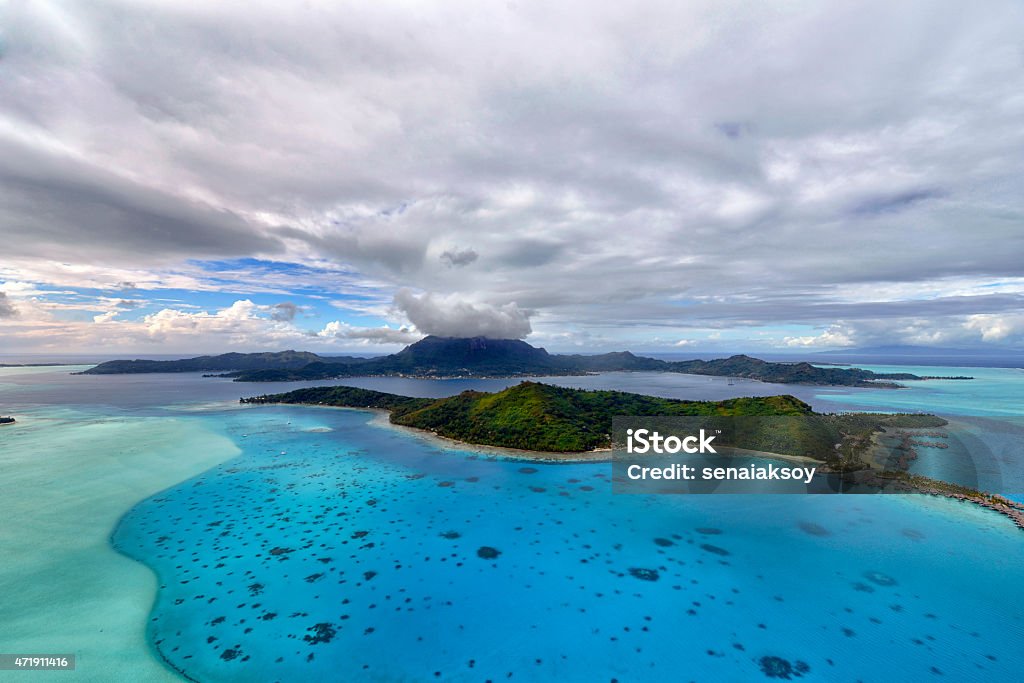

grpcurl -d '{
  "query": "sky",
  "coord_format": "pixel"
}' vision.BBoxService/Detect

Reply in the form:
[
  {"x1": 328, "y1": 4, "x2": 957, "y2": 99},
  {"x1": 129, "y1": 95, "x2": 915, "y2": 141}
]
[{"x1": 2, "y1": 0, "x2": 1023, "y2": 355}]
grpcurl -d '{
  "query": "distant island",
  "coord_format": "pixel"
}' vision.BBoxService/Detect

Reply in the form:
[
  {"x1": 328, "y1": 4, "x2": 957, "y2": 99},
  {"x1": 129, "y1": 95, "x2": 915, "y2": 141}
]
[
  {"x1": 813, "y1": 345, "x2": 1024, "y2": 369},
  {"x1": 0, "y1": 363, "x2": 69, "y2": 368},
  {"x1": 0, "y1": 416, "x2": 15, "y2": 425},
  {"x1": 81, "y1": 336, "x2": 973, "y2": 388}
]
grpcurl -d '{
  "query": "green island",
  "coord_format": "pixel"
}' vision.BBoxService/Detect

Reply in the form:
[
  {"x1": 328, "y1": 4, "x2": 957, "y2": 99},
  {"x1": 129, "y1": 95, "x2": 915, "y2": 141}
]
[
  {"x1": 83, "y1": 336, "x2": 973, "y2": 387},
  {"x1": 240, "y1": 381, "x2": 1024, "y2": 531},
  {"x1": 242, "y1": 382, "x2": 817, "y2": 452},
  {"x1": 239, "y1": 381, "x2": 939, "y2": 460}
]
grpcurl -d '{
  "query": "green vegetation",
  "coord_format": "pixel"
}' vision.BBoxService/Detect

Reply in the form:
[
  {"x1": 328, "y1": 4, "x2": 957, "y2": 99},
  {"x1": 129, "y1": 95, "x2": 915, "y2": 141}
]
[
  {"x1": 243, "y1": 382, "x2": 815, "y2": 451},
  {"x1": 242, "y1": 385, "x2": 434, "y2": 414},
  {"x1": 241, "y1": 381, "x2": 943, "y2": 460},
  {"x1": 396, "y1": 383, "x2": 813, "y2": 452}
]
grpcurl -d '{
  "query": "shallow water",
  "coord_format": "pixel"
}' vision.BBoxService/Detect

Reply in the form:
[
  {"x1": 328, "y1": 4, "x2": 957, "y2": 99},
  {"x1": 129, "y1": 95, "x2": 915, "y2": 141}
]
[
  {"x1": 805, "y1": 365, "x2": 1024, "y2": 496},
  {"x1": 808, "y1": 365, "x2": 1024, "y2": 417},
  {"x1": 0, "y1": 403, "x2": 239, "y2": 682}
]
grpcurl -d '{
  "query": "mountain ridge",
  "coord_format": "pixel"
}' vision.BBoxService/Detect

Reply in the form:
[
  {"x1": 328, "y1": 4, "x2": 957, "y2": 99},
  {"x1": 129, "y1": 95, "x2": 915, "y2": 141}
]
[{"x1": 81, "y1": 335, "x2": 972, "y2": 387}]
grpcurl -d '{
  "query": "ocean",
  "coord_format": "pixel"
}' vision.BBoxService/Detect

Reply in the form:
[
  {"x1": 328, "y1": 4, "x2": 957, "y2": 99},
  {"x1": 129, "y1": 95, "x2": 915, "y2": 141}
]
[{"x1": 1, "y1": 365, "x2": 1022, "y2": 681}]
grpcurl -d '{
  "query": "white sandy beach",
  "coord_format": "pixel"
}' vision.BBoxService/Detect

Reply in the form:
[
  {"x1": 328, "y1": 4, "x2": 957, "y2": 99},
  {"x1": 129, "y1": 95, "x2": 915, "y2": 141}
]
[{"x1": 0, "y1": 409, "x2": 239, "y2": 682}]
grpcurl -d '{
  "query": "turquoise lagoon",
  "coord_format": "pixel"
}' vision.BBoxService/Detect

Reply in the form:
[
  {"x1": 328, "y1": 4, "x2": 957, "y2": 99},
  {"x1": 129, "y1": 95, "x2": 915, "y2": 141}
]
[{"x1": 2, "y1": 366, "x2": 1023, "y2": 681}]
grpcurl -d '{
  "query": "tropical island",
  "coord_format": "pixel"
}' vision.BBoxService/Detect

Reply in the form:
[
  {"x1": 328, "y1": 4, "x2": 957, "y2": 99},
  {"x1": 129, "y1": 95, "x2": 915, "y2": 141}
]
[
  {"x1": 242, "y1": 382, "x2": 823, "y2": 453},
  {"x1": 240, "y1": 381, "x2": 1024, "y2": 530},
  {"x1": 0, "y1": 416, "x2": 15, "y2": 425},
  {"x1": 239, "y1": 381, "x2": 946, "y2": 464},
  {"x1": 82, "y1": 336, "x2": 973, "y2": 387}
]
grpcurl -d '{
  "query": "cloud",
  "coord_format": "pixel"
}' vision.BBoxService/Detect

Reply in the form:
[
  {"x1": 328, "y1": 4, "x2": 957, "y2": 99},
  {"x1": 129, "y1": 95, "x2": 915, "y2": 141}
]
[
  {"x1": 777, "y1": 313, "x2": 1024, "y2": 350},
  {"x1": 964, "y1": 313, "x2": 1024, "y2": 343},
  {"x1": 0, "y1": 294, "x2": 428, "y2": 353},
  {"x1": 784, "y1": 326, "x2": 857, "y2": 348},
  {"x1": 93, "y1": 311, "x2": 118, "y2": 324},
  {"x1": 317, "y1": 321, "x2": 420, "y2": 344},
  {"x1": 0, "y1": 130, "x2": 284, "y2": 264},
  {"x1": 2, "y1": 1, "x2": 1024, "y2": 352},
  {"x1": 394, "y1": 289, "x2": 533, "y2": 339},
  {"x1": 271, "y1": 302, "x2": 299, "y2": 322},
  {"x1": 0, "y1": 293, "x2": 17, "y2": 318},
  {"x1": 439, "y1": 247, "x2": 478, "y2": 268}
]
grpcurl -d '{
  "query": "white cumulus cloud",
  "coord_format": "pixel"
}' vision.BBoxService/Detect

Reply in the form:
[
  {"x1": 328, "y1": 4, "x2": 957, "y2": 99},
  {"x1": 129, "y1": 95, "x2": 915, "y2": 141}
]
[
  {"x1": 393, "y1": 289, "x2": 533, "y2": 339},
  {"x1": 317, "y1": 321, "x2": 420, "y2": 344}
]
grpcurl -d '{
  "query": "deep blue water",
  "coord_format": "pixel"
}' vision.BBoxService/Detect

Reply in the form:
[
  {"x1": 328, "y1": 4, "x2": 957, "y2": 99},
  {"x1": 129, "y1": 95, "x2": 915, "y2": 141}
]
[
  {"x1": 111, "y1": 406, "x2": 1024, "y2": 682},
  {"x1": 4, "y1": 366, "x2": 1024, "y2": 681}
]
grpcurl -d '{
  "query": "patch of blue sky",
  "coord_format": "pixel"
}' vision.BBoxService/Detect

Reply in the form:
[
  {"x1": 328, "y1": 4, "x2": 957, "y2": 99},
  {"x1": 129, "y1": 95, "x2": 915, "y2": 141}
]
[
  {"x1": 187, "y1": 258, "x2": 375, "y2": 294},
  {"x1": 26, "y1": 286, "x2": 151, "y2": 316},
  {"x1": 35, "y1": 288, "x2": 383, "y2": 331},
  {"x1": 190, "y1": 258, "x2": 392, "y2": 303}
]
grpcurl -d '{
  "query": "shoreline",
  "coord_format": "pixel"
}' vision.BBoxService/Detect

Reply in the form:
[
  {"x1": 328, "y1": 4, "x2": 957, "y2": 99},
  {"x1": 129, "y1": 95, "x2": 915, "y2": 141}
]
[
  {"x1": 263, "y1": 402, "x2": 1024, "y2": 532},
  {"x1": 367, "y1": 409, "x2": 615, "y2": 462},
  {"x1": 271, "y1": 403, "x2": 814, "y2": 466},
  {"x1": 862, "y1": 470, "x2": 1024, "y2": 532},
  {"x1": 253, "y1": 403, "x2": 829, "y2": 465},
  {"x1": 855, "y1": 423, "x2": 1024, "y2": 531},
  {"x1": 255, "y1": 402, "x2": 613, "y2": 462}
]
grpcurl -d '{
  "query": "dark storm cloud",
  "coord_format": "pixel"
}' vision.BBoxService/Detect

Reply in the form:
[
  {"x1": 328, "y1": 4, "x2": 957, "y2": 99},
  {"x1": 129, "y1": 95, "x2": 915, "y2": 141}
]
[{"x1": 0, "y1": 137, "x2": 283, "y2": 261}]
